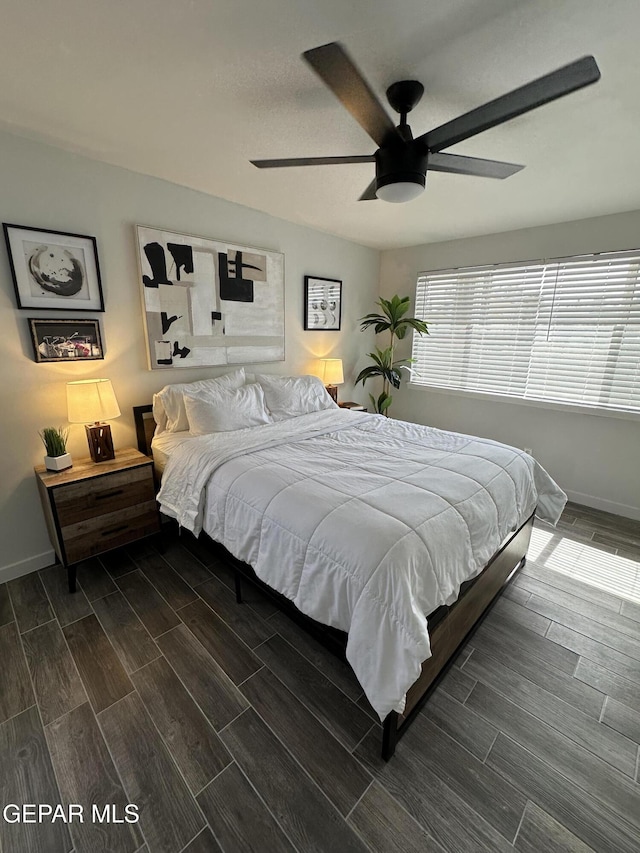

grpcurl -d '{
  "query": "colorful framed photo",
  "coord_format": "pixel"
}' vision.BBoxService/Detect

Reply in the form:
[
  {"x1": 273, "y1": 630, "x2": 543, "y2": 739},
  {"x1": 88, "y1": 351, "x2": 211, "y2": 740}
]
[
  {"x1": 304, "y1": 276, "x2": 342, "y2": 331},
  {"x1": 28, "y1": 318, "x2": 104, "y2": 363},
  {"x1": 3, "y1": 223, "x2": 104, "y2": 312}
]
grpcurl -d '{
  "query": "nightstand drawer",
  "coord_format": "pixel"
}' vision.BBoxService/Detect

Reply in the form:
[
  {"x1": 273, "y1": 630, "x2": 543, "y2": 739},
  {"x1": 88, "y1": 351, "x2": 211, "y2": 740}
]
[
  {"x1": 53, "y1": 465, "x2": 155, "y2": 526},
  {"x1": 62, "y1": 500, "x2": 160, "y2": 563}
]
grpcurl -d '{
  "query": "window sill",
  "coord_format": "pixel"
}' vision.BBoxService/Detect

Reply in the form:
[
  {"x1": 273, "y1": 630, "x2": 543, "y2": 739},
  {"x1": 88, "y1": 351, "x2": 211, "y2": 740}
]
[{"x1": 407, "y1": 382, "x2": 640, "y2": 423}]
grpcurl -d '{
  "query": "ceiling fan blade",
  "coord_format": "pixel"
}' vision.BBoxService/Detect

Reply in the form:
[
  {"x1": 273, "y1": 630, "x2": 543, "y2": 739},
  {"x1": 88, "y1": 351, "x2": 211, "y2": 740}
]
[
  {"x1": 251, "y1": 155, "x2": 375, "y2": 169},
  {"x1": 303, "y1": 42, "x2": 401, "y2": 148},
  {"x1": 421, "y1": 56, "x2": 600, "y2": 153},
  {"x1": 428, "y1": 152, "x2": 524, "y2": 179},
  {"x1": 358, "y1": 179, "x2": 378, "y2": 201}
]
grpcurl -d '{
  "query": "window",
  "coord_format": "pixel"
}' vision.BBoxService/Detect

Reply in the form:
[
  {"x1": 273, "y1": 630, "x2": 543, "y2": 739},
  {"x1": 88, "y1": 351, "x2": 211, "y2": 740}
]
[{"x1": 411, "y1": 251, "x2": 640, "y2": 414}]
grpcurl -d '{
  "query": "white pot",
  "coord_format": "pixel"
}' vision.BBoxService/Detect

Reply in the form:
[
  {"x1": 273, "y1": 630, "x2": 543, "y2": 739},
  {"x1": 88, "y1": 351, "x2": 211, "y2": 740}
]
[{"x1": 44, "y1": 453, "x2": 72, "y2": 472}]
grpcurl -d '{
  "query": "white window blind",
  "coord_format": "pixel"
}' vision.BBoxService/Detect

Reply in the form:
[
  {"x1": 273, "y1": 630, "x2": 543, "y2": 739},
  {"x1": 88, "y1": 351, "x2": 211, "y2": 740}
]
[{"x1": 411, "y1": 250, "x2": 640, "y2": 414}]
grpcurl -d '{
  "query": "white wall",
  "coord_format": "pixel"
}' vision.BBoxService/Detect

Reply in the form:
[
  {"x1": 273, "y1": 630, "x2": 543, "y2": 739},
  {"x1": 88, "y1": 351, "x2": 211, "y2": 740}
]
[
  {"x1": 0, "y1": 131, "x2": 379, "y2": 579},
  {"x1": 380, "y1": 211, "x2": 640, "y2": 519}
]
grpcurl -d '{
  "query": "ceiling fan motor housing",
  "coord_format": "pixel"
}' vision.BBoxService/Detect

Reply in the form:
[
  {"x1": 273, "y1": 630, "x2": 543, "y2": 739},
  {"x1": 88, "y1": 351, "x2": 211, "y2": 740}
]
[{"x1": 375, "y1": 143, "x2": 429, "y2": 193}]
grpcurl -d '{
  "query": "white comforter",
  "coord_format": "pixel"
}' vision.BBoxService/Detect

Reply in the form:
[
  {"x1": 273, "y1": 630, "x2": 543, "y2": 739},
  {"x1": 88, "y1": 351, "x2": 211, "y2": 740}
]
[{"x1": 157, "y1": 410, "x2": 566, "y2": 719}]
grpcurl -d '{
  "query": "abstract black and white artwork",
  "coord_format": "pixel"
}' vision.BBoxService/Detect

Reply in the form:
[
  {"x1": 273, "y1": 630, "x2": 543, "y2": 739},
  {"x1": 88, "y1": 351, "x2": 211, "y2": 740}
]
[
  {"x1": 3, "y1": 224, "x2": 104, "y2": 311},
  {"x1": 136, "y1": 226, "x2": 284, "y2": 369},
  {"x1": 304, "y1": 276, "x2": 342, "y2": 331}
]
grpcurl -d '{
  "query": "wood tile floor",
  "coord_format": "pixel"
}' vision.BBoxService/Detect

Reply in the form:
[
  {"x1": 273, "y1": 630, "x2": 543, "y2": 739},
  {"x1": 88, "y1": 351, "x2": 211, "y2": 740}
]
[{"x1": 1, "y1": 502, "x2": 640, "y2": 852}]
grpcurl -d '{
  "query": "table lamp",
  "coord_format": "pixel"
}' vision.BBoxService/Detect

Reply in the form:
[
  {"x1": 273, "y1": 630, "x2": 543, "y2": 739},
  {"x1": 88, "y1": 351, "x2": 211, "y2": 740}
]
[
  {"x1": 67, "y1": 378, "x2": 121, "y2": 462},
  {"x1": 320, "y1": 358, "x2": 344, "y2": 402}
]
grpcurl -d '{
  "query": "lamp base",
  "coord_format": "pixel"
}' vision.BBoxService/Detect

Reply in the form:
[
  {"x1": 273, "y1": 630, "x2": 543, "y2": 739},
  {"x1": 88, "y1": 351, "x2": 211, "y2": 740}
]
[
  {"x1": 326, "y1": 384, "x2": 338, "y2": 402},
  {"x1": 85, "y1": 423, "x2": 115, "y2": 463}
]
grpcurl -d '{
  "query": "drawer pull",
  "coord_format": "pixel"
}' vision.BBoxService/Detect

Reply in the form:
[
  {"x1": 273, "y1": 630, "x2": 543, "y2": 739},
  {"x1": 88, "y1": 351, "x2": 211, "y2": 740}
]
[
  {"x1": 100, "y1": 524, "x2": 129, "y2": 536},
  {"x1": 95, "y1": 489, "x2": 124, "y2": 501}
]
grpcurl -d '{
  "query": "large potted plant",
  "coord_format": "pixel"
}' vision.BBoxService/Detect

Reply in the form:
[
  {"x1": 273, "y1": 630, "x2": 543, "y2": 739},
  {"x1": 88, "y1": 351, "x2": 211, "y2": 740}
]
[
  {"x1": 356, "y1": 294, "x2": 428, "y2": 415},
  {"x1": 40, "y1": 426, "x2": 72, "y2": 471}
]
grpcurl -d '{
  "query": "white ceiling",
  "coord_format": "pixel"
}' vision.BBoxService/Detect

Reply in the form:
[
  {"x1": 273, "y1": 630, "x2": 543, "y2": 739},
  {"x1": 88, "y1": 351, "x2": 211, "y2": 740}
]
[{"x1": 1, "y1": 0, "x2": 639, "y2": 249}]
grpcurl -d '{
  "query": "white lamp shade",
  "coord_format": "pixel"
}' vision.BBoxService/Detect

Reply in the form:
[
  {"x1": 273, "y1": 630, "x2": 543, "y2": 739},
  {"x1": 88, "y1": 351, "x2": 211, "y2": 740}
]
[
  {"x1": 376, "y1": 181, "x2": 425, "y2": 203},
  {"x1": 67, "y1": 379, "x2": 121, "y2": 423},
  {"x1": 321, "y1": 358, "x2": 344, "y2": 385}
]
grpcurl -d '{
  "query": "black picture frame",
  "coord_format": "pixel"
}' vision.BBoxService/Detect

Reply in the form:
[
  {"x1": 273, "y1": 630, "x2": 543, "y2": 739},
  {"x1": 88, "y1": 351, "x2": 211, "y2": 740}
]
[
  {"x1": 3, "y1": 223, "x2": 105, "y2": 312},
  {"x1": 304, "y1": 276, "x2": 342, "y2": 331},
  {"x1": 28, "y1": 318, "x2": 104, "y2": 363}
]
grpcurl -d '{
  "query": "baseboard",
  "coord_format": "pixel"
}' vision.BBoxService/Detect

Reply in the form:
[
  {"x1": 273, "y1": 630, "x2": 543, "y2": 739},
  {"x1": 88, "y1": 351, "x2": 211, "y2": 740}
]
[
  {"x1": 0, "y1": 549, "x2": 56, "y2": 583},
  {"x1": 565, "y1": 489, "x2": 640, "y2": 521}
]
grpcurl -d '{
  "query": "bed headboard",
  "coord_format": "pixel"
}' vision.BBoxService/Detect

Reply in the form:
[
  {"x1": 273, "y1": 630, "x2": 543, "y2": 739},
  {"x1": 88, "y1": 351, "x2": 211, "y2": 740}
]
[{"x1": 133, "y1": 405, "x2": 156, "y2": 457}]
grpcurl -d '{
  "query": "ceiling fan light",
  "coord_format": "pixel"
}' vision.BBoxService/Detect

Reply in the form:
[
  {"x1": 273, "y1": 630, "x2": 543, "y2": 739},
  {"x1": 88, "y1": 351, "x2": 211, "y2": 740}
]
[{"x1": 376, "y1": 180, "x2": 425, "y2": 203}]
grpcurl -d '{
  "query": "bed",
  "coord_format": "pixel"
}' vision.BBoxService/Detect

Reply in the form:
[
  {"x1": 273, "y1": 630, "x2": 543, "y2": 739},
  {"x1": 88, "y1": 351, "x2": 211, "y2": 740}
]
[{"x1": 134, "y1": 371, "x2": 566, "y2": 758}]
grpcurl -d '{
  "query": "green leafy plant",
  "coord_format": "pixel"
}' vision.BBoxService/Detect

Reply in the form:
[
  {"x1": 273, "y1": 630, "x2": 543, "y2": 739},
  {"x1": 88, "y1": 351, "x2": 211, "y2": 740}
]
[
  {"x1": 39, "y1": 426, "x2": 69, "y2": 458},
  {"x1": 356, "y1": 295, "x2": 429, "y2": 415}
]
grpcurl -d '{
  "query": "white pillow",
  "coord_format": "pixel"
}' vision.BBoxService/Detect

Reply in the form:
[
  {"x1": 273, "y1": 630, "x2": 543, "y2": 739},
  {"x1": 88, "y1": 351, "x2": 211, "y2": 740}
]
[
  {"x1": 153, "y1": 368, "x2": 245, "y2": 433},
  {"x1": 184, "y1": 383, "x2": 272, "y2": 435},
  {"x1": 255, "y1": 374, "x2": 338, "y2": 421},
  {"x1": 152, "y1": 398, "x2": 168, "y2": 435}
]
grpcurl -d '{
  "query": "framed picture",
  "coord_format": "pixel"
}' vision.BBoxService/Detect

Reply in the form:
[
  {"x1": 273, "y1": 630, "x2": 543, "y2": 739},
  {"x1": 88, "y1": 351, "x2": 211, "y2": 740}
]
[
  {"x1": 304, "y1": 276, "x2": 342, "y2": 331},
  {"x1": 28, "y1": 318, "x2": 104, "y2": 363},
  {"x1": 3, "y1": 223, "x2": 104, "y2": 312},
  {"x1": 135, "y1": 225, "x2": 285, "y2": 369}
]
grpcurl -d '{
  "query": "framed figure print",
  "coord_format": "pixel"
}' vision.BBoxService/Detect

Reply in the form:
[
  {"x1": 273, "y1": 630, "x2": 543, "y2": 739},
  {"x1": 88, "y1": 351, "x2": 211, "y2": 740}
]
[
  {"x1": 3, "y1": 223, "x2": 104, "y2": 311},
  {"x1": 28, "y1": 318, "x2": 104, "y2": 363},
  {"x1": 304, "y1": 276, "x2": 342, "y2": 331}
]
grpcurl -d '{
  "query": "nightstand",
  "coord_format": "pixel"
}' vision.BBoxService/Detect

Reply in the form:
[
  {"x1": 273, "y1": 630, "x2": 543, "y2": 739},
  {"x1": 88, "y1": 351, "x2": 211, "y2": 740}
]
[
  {"x1": 35, "y1": 448, "x2": 160, "y2": 593},
  {"x1": 339, "y1": 401, "x2": 368, "y2": 412}
]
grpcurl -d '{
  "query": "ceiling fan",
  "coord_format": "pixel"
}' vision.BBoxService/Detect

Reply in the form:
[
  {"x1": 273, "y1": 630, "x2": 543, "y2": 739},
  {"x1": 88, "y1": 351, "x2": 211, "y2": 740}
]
[{"x1": 251, "y1": 42, "x2": 600, "y2": 203}]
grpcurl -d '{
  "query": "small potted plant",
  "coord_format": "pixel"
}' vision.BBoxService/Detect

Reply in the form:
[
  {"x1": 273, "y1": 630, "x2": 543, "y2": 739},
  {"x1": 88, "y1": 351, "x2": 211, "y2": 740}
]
[{"x1": 40, "y1": 426, "x2": 72, "y2": 472}]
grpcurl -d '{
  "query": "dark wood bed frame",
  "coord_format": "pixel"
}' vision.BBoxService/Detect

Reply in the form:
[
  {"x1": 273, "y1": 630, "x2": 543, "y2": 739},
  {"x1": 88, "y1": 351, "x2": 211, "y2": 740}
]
[{"x1": 133, "y1": 404, "x2": 532, "y2": 759}]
